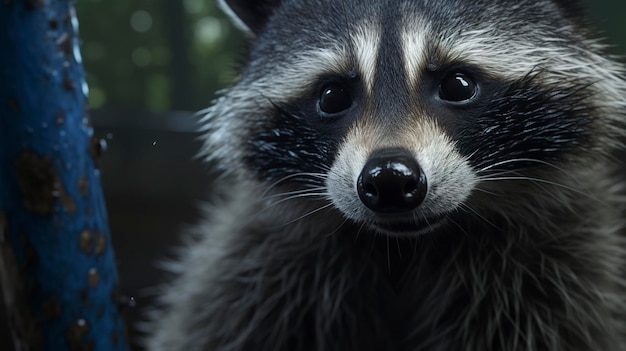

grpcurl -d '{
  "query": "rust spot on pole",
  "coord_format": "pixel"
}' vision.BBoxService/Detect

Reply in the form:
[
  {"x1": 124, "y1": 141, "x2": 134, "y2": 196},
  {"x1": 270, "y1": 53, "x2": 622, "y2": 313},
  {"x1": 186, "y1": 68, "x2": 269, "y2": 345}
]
[
  {"x1": 15, "y1": 150, "x2": 77, "y2": 215},
  {"x1": 65, "y1": 318, "x2": 93, "y2": 351},
  {"x1": 15, "y1": 150, "x2": 56, "y2": 215},
  {"x1": 87, "y1": 267, "x2": 98, "y2": 287},
  {"x1": 79, "y1": 230, "x2": 106, "y2": 256},
  {"x1": 94, "y1": 233, "x2": 106, "y2": 256},
  {"x1": 78, "y1": 176, "x2": 89, "y2": 197}
]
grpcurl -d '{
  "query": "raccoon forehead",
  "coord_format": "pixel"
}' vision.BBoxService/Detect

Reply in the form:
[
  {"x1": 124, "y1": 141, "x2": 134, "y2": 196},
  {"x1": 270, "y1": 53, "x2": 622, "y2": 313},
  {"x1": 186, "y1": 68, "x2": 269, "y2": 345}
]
[
  {"x1": 236, "y1": 3, "x2": 621, "y2": 105},
  {"x1": 237, "y1": 22, "x2": 384, "y2": 102},
  {"x1": 240, "y1": 45, "x2": 349, "y2": 100}
]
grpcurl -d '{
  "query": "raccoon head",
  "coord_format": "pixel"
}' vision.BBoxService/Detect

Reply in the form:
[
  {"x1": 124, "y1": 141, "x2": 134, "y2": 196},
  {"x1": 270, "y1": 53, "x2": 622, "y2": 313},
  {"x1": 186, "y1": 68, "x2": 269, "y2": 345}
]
[{"x1": 207, "y1": 0, "x2": 626, "y2": 236}]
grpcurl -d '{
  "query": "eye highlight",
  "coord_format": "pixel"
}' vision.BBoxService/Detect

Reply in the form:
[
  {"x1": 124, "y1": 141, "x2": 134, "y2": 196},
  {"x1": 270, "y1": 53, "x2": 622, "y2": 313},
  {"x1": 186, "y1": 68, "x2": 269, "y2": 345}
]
[
  {"x1": 439, "y1": 72, "x2": 477, "y2": 102},
  {"x1": 319, "y1": 84, "x2": 352, "y2": 115}
]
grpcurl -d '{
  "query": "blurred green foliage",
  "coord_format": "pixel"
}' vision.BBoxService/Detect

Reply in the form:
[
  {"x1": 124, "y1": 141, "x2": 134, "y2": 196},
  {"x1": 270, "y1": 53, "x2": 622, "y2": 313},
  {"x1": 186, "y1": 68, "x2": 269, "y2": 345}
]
[
  {"x1": 77, "y1": 0, "x2": 243, "y2": 112},
  {"x1": 77, "y1": 0, "x2": 625, "y2": 113}
]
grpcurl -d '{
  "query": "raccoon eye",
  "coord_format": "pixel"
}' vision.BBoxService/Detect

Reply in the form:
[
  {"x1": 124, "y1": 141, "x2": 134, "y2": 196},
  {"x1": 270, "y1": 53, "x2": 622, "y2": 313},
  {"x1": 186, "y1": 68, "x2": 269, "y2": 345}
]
[
  {"x1": 439, "y1": 73, "x2": 477, "y2": 102},
  {"x1": 319, "y1": 84, "x2": 352, "y2": 114}
]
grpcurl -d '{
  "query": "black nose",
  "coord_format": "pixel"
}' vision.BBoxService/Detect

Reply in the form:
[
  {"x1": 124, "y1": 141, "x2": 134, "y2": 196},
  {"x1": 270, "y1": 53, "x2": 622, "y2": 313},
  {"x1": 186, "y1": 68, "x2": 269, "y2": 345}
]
[{"x1": 357, "y1": 148, "x2": 427, "y2": 213}]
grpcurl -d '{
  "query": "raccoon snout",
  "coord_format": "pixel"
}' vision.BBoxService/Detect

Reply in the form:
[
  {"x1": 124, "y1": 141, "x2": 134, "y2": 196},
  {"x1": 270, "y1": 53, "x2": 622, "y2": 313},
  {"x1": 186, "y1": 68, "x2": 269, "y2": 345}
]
[{"x1": 356, "y1": 148, "x2": 427, "y2": 213}]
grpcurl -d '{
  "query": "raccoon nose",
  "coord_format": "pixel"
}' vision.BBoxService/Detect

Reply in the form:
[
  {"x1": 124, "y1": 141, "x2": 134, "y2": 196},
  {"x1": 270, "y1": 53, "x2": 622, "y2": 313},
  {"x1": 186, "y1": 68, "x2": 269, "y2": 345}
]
[{"x1": 357, "y1": 149, "x2": 427, "y2": 213}]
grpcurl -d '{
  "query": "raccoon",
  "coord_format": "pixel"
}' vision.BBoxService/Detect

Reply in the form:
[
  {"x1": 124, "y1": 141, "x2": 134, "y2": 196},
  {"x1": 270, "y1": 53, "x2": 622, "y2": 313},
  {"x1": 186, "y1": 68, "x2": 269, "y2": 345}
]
[{"x1": 144, "y1": 0, "x2": 626, "y2": 350}]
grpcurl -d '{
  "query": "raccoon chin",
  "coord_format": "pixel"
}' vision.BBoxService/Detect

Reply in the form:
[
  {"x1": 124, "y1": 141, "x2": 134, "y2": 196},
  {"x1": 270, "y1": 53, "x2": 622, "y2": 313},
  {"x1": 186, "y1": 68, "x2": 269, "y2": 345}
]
[{"x1": 366, "y1": 213, "x2": 448, "y2": 237}]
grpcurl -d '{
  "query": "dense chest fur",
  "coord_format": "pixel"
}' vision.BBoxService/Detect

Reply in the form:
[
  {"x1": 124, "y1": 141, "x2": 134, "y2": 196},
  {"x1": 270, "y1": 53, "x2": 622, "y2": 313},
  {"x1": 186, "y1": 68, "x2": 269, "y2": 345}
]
[{"x1": 161, "y1": 190, "x2": 622, "y2": 351}]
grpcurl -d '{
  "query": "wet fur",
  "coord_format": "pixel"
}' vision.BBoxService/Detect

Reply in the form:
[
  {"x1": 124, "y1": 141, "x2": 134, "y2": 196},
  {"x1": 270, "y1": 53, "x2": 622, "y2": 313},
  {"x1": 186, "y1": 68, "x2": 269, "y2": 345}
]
[{"x1": 144, "y1": 0, "x2": 626, "y2": 350}]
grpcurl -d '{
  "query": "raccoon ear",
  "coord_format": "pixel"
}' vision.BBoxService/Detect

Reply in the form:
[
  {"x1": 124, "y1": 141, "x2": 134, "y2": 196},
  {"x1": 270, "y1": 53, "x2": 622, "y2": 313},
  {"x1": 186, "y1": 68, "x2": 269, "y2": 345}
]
[{"x1": 218, "y1": 0, "x2": 282, "y2": 35}]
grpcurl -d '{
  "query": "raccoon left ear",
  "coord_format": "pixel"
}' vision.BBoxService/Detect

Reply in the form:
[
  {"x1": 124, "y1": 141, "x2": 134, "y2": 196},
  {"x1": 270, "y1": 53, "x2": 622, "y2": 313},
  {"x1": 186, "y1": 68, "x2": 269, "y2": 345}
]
[{"x1": 218, "y1": 0, "x2": 282, "y2": 36}]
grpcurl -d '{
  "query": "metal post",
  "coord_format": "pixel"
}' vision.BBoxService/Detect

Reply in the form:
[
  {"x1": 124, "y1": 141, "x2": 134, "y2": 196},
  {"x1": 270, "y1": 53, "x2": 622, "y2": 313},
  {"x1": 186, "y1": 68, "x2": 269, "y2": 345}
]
[{"x1": 0, "y1": 1, "x2": 130, "y2": 350}]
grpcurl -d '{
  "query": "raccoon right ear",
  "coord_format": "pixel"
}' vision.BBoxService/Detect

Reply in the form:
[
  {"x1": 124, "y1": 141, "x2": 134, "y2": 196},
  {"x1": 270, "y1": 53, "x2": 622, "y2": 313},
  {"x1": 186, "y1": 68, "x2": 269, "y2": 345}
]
[{"x1": 218, "y1": 0, "x2": 282, "y2": 36}]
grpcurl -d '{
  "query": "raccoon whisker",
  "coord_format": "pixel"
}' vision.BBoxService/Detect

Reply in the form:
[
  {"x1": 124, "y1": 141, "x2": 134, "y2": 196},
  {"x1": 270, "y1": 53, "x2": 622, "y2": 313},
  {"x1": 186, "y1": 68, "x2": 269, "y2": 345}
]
[
  {"x1": 265, "y1": 192, "x2": 330, "y2": 208},
  {"x1": 264, "y1": 187, "x2": 328, "y2": 200},
  {"x1": 386, "y1": 235, "x2": 391, "y2": 273},
  {"x1": 325, "y1": 217, "x2": 350, "y2": 237},
  {"x1": 478, "y1": 175, "x2": 605, "y2": 205},
  {"x1": 412, "y1": 235, "x2": 420, "y2": 256},
  {"x1": 482, "y1": 176, "x2": 605, "y2": 217},
  {"x1": 457, "y1": 203, "x2": 503, "y2": 232},
  {"x1": 354, "y1": 221, "x2": 368, "y2": 242},
  {"x1": 261, "y1": 172, "x2": 328, "y2": 197},
  {"x1": 270, "y1": 203, "x2": 334, "y2": 229},
  {"x1": 479, "y1": 158, "x2": 563, "y2": 173},
  {"x1": 447, "y1": 217, "x2": 472, "y2": 240},
  {"x1": 471, "y1": 187, "x2": 502, "y2": 197},
  {"x1": 478, "y1": 158, "x2": 584, "y2": 183},
  {"x1": 395, "y1": 236, "x2": 403, "y2": 259},
  {"x1": 479, "y1": 176, "x2": 593, "y2": 211}
]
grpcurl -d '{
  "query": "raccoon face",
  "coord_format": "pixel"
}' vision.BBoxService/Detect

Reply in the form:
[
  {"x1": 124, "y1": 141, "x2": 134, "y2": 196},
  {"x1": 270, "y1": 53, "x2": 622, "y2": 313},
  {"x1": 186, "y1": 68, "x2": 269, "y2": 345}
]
[{"x1": 210, "y1": 0, "x2": 625, "y2": 236}]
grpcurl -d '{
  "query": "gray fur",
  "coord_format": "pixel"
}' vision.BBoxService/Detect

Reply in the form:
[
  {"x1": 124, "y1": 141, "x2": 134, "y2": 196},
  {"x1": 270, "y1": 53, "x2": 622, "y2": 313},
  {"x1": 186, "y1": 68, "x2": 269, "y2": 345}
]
[{"x1": 144, "y1": 0, "x2": 626, "y2": 350}]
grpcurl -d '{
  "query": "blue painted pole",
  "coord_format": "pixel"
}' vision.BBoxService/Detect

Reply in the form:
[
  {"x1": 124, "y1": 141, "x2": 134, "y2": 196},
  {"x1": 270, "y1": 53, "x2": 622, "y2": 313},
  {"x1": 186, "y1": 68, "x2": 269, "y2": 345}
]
[{"x1": 0, "y1": 1, "x2": 129, "y2": 350}]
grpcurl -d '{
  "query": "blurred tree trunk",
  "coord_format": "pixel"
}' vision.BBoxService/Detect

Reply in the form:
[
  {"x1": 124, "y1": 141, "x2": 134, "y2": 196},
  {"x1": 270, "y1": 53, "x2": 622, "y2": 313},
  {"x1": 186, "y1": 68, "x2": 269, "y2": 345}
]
[{"x1": 0, "y1": 1, "x2": 129, "y2": 350}]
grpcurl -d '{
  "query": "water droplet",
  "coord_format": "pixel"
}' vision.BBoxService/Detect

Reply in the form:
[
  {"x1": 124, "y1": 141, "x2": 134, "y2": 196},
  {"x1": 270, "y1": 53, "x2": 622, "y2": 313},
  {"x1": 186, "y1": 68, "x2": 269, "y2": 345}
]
[
  {"x1": 106, "y1": 133, "x2": 113, "y2": 140},
  {"x1": 152, "y1": 141, "x2": 157, "y2": 146}
]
